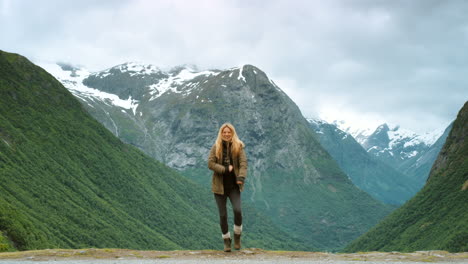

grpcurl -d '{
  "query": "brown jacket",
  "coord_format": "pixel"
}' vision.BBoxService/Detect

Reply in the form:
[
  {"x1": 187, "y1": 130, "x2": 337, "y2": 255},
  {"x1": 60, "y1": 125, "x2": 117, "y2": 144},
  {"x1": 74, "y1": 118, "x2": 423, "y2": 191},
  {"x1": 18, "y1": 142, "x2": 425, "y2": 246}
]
[{"x1": 208, "y1": 143, "x2": 247, "y2": 194}]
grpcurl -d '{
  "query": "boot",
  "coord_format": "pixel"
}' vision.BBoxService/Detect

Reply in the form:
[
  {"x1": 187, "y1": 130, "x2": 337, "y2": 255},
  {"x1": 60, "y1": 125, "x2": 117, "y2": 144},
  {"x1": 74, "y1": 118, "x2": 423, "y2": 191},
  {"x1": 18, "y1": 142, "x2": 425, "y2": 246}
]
[
  {"x1": 234, "y1": 225, "x2": 242, "y2": 250},
  {"x1": 222, "y1": 232, "x2": 231, "y2": 252},
  {"x1": 234, "y1": 234, "x2": 241, "y2": 250},
  {"x1": 223, "y1": 238, "x2": 232, "y2": 252}
]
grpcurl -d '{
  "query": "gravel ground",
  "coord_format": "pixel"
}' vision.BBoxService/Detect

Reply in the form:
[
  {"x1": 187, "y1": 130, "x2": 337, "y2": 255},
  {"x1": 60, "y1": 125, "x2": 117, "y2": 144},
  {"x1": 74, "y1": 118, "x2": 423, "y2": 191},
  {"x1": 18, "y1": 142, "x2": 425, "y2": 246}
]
[
  {"x1": 1, "y1": 249, "x2": 467, "y2": 263},
  {"x1": 0, "y1": 260, "x2": 465, "y2": 264}
]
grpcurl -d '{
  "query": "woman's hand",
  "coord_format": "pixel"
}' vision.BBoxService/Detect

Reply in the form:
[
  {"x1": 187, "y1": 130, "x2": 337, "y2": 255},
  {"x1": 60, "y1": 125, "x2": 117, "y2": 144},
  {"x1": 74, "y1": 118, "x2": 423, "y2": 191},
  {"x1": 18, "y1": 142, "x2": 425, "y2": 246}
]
[{"x1": 229, "y1": 165, "x2": 233, "y2": 172}]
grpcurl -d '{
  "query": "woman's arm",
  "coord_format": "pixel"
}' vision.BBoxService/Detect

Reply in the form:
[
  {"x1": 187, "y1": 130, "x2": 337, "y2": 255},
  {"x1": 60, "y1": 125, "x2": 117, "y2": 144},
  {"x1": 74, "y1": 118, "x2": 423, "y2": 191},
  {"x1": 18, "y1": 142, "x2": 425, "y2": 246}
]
[
  {"x1": 236, "y1": 147, "x2": 247, "y2": 183},
  {"x1": 208, "y1": 144, "x2": 226, "y2": 174}
]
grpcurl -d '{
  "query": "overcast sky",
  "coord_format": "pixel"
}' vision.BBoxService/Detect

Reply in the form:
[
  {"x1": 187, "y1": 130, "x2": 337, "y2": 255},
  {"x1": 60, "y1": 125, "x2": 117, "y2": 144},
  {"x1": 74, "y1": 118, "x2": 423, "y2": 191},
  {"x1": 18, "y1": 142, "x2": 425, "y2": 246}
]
[{"x1": 1, "y1": 0, "x2": 467, "y2": 133}]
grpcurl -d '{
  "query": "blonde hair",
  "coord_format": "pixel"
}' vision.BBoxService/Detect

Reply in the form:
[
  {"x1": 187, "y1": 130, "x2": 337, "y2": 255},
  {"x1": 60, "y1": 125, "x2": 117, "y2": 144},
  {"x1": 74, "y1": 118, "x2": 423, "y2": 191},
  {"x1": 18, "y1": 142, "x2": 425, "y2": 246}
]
[{"x1": 215, "y1": 123, "x2": 245, "y2": 160}]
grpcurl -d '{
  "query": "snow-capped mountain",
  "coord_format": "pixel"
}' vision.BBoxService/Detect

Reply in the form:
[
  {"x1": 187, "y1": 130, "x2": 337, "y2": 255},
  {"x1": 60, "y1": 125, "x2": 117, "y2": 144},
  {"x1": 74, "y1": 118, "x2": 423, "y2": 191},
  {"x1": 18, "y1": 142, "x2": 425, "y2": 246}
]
[
  {"x1": 39, "y1": 62, "x2": 222, "y2": 116},
  {"x1": 40, "y1": 62, "x2": 140, "y2": 114},
  {"x1": 325, "y1": 118, "x2": 444, "y2": 148},
  {"x1": 318, "y1": 116, "x2": 447, "y2": 169},
  {"x1": 39, "y1": 61, "x2": 392, "y2": 250},
  {"x1": 319, "y1": 119, "x2": 376, "y2": 145},
  {"x1": 308, "y1": 118, "x2": 450, "y2": 191},
  {"x1": 307, "y1": 118, "x2": 419, "y2": 205},
  {"x1": 361, "y1": 123, "x2": 445, "y2": 166}
]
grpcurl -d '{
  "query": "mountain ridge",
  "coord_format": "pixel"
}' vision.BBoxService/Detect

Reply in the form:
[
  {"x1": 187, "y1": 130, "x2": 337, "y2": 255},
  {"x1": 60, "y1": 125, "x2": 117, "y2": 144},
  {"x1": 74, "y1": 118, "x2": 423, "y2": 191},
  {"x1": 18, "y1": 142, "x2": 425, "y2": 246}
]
[
  {"x1": 323, "y1": 118, "x2": 446, "y2": 147},
  {"x1": 309, "y1": 117, "x2": 451, "y2": 198}
]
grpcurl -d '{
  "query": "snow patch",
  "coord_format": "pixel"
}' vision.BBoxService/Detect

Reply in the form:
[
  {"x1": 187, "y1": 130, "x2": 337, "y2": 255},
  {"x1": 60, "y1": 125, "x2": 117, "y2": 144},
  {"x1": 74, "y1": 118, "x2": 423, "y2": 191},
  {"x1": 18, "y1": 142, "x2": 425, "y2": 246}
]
[
  {"x1": 92, "y1": 62, "x2": 161, "y2": 78},
  {"x1": 115, "y1": 62, "x2": 161, "y2": 77},
  {"x1": 238, "y1": 65, "x2": 246, "y2": 82},
  {"x1": 405, "y1": 150, "x2": 419, "y2": 158},
  {"x1": 148, "y1": 69, "x2": 218, "y2": 100},
  {"x1": 39, "y1": 62, "x2": 140, "y2": 115},
  {"x1": 99, "y1": 72, "x2": 111, "y2": 78},
  {"x1": 367, "y1": 146, "x2": 379, "y2": 152}
]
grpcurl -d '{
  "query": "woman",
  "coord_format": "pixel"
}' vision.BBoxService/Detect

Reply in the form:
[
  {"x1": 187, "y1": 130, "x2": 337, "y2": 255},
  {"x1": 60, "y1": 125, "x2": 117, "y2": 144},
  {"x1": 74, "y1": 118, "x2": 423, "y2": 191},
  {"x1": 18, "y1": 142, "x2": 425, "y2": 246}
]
[{"x1": 208, "y1": 123, "x2": 247, "y2": 252}]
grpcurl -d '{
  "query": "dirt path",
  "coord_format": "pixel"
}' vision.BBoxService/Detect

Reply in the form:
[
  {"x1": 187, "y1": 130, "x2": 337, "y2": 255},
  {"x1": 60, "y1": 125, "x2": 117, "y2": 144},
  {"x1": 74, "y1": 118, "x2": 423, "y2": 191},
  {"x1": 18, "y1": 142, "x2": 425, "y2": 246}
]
[{"x1": 0, "y1": 248, "x2": 467, "y2": 263}]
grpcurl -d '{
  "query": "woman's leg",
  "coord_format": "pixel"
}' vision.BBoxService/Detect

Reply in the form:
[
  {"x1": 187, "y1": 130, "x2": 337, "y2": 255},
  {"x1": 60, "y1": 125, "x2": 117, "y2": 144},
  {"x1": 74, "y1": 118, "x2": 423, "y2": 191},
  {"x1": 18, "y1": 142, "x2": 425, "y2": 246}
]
[
  {"x1": 214, "y1": 193, "x2": 229, "y2": 235},
  {"x1": 228, "y1": 188, "x2": 242, "y2": 250},
  {"x1": 228, "y1": 188, "x2": 242, "y2": 228}
]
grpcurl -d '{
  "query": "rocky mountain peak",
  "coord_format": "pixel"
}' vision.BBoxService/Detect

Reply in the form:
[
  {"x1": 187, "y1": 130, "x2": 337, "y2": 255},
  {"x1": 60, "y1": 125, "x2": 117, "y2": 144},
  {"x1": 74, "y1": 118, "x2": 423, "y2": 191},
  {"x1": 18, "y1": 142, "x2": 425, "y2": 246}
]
[
  {"x1": 112, "y1": 62, "x2": 162, "y2": 75},
  {"x1": 363, "y1": 123, "x2": 390, "y2": 151},
  {"x1": 376, "y1": 123, "x2": 390, "y2": 133},
  {"x1": 357, "y1": 120, "x2": 449, "y2": 181}
]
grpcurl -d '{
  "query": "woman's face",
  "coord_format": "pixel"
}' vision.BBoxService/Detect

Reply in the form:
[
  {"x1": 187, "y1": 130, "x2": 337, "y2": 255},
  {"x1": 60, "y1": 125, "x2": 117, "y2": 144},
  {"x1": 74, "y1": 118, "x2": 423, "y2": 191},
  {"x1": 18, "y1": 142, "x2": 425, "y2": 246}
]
[{"x1": 222, "y1": 127, "x2": 233, "y2": 141}]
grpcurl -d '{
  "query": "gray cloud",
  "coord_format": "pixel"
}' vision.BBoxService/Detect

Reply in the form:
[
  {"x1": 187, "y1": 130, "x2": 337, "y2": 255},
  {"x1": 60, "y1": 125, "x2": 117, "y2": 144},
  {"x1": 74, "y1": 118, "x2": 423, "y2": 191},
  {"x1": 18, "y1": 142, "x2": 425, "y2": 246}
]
[{"x1": 1, "y1": 0, "x2": 467, "y2": 133}]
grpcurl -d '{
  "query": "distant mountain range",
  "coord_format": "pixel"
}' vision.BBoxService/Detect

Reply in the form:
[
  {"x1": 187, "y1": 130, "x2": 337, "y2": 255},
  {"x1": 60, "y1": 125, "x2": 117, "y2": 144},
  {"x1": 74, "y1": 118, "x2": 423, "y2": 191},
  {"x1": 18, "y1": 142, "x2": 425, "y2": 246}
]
[
  {"x1": 362, "y1": 123, "x2": 451, "y2": 189},
  {"x1": 360, "y1": 123, "x2": 446, "y2": 171},
  {"x1": 308, "y1": 119, "x2": 418, "y2": 204},
  {"x1": 39, "y1": 61, "x2": 393, "y2": 251},
  {"x1": 309, "y1": 118, "x2": 450, "y2": 204},
  {"x1": 329, "y1": 119, "x2": 444, "y2": 146}
]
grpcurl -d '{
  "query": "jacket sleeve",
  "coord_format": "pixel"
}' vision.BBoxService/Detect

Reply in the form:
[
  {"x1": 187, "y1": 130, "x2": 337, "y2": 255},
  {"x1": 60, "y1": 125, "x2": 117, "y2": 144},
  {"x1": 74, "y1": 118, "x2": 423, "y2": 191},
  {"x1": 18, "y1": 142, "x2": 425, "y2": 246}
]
[
  {"x1": 236, "y1": 146, "x2": 248, "y2": 182},
  {"x1": 208, "y1": 144, "x2": 226, "y2": 174}
]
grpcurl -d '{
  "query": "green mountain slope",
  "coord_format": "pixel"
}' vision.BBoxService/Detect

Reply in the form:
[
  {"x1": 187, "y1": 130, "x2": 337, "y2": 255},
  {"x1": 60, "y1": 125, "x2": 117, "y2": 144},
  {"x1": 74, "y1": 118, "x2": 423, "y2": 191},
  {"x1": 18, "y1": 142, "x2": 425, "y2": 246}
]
[
  {"x1": 344, "y1": 101, "x2": 468, "y2": 252},
  {"x1": 0, "y1": 51, "x2": 303, "y2": 252}
]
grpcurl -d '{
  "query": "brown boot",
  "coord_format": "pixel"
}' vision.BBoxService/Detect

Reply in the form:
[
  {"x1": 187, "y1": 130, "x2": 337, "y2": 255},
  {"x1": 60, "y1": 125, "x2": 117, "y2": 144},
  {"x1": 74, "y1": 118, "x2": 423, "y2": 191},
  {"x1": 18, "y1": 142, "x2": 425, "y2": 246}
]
[
  {"x1": 234, "y1": 234, "x2": 241, "y2": 250},
  {"x1": 234, "y1": 225, "x2": 242, "y2": 250},
  {"x1": 223, "y1": 238, "x2": 231, "y2": 252}
]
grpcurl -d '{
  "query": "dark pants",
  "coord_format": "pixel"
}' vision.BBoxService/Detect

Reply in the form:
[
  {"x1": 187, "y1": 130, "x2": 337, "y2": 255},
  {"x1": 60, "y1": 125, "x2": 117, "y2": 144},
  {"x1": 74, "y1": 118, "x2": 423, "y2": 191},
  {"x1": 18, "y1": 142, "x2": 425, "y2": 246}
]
[{"x1": 214, "y1": 187, "x2": 242, "y2": 235}]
